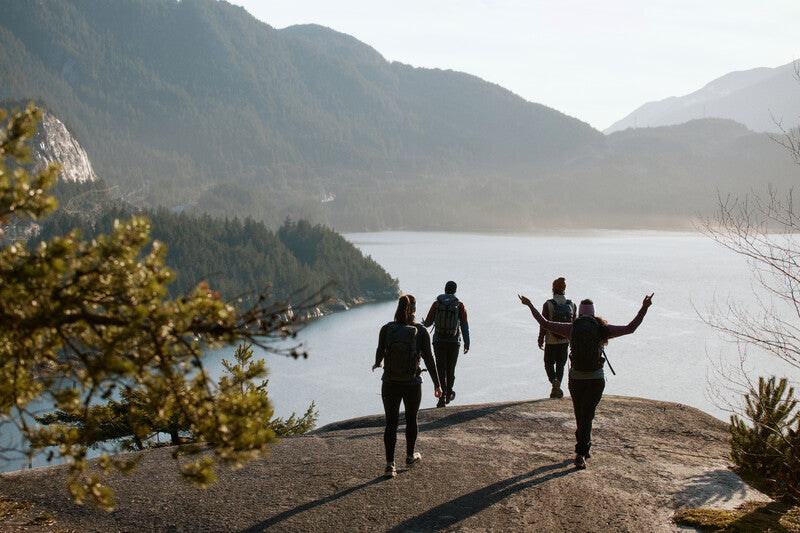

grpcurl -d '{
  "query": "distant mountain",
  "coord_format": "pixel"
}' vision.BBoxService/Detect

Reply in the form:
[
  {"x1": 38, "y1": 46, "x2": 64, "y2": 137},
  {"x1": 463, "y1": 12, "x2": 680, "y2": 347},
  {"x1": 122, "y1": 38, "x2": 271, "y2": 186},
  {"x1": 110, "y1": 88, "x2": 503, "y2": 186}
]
[
  {"x1": 1, "y1": 0, "x2": 798, "y2": 232},
  {"x1": 605, "y1": 62, "x2": 800, "y2": 134},
  {"x1": 0, "y1": 0, "x2": 601, "y2": 225},
  {"x1": 555, "y1": 119, "x2": 798, "y2": 228}
]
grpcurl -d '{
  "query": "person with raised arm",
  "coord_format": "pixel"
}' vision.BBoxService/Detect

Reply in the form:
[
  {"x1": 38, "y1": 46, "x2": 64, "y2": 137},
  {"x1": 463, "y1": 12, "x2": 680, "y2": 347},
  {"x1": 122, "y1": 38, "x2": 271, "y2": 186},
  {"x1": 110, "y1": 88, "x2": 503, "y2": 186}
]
[{"x1": 518, "y1": 292, "x2": 654, "y2": 469}]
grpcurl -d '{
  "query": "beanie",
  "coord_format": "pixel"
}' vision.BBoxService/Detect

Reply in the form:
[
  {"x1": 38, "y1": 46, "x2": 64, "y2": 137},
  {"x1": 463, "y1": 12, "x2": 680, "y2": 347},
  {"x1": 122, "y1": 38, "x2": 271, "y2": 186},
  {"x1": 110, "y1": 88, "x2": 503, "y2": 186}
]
[
  {"x1": 552, "y1": 277, "x2": 566, "y2": 293},
  {"x1": 578, "y1": 300, "x2": 595, "y2": 316}
]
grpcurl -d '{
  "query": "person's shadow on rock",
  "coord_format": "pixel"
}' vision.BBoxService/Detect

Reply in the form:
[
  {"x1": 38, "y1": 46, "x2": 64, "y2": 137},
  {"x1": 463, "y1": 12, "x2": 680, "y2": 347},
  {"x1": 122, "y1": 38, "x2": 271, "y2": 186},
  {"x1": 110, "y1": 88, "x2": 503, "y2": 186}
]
[{"x1": 387, "y1": 459, "x2": 576, "y2": 532}]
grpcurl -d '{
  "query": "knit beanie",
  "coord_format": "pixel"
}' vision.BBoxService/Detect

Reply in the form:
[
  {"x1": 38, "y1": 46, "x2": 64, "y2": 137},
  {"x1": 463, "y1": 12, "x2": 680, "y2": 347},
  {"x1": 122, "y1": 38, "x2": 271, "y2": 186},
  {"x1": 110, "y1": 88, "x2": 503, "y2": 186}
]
[
  {"x1": 578, "y1": 300, "x2": 595, "y2": 316},
  {"x1": 552, "y1": 277, "x2": 566, "y2": 294}
]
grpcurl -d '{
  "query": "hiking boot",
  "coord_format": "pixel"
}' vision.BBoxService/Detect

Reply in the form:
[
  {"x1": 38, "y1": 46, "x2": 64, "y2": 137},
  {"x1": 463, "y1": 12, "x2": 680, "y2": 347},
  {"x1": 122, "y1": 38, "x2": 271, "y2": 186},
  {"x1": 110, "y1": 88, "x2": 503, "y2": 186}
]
[
  {"x1": 574, "y1": 454, "x2": 587, "y2": 470},
  {"x1": 384, "y1": 462, "x2": 396, "y2": 478},
  {"x1": 445, "y1": 390, "x2": 456, "y2": 404},
  {"x1": 436, "y1": 397, "x2": 446, "y2": 408},
  {"x1": 584, "y1": 451, "x2": 591, "y2": 459},
  {"x1": 405, "y1": 452, "x2": 421, "y2": 467},
  {"x1": 549, "y1": 380, "x2": 564, "y2": 399}
]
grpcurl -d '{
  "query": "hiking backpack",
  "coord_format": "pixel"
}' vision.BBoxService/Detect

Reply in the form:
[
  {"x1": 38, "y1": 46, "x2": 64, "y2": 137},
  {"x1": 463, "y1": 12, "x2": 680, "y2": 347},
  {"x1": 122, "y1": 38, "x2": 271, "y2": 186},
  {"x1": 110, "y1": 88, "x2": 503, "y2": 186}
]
[
  {"x1": 569, "y1": 316, "x2": 604, "y2": 371},
  {"x1": 384, "y1": 323, "x2": 419, "y2": 381},
  {"x1": 547, "y1": 298, "x2": 575, "y2": 340},
  {"x1": 433, "y1": 294, "x2": 460, "y2": 338},
  {"x1": 548, "y1": 299, "x2": 575, "y2": 323}
]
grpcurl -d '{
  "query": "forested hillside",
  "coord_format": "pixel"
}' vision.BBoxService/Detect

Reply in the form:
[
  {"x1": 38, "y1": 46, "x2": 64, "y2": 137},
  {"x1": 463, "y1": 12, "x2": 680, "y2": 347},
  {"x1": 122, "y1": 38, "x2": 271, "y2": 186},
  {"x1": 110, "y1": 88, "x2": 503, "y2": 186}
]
[
  {"x1": 35, "y1": 182, "x2": 398, "y2": 306},
  {"x1": 0, "y1": 0, "x2": 600, "y2": 229},
  {"x1": 2, "y1": 0, "x2": 797, "y2": 231}
]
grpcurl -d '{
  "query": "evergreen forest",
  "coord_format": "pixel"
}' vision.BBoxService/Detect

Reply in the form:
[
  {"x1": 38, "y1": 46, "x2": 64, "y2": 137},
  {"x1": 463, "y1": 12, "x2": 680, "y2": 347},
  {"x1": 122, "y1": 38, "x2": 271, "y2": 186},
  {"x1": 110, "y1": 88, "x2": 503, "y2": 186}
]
[{"x1": 35, "y1": 181, "x2": 399, "y2": 307}]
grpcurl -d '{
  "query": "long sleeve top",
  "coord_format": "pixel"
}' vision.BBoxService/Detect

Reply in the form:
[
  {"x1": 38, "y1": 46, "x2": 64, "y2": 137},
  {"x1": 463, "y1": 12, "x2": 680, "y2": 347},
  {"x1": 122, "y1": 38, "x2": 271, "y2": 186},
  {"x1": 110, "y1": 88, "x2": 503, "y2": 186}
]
[
  {"x1": 525, "y1": 302, "x2": 649, "y2": 380},
  {"x1": 537, "y1": 294, "x2": 576, "y2": 346},
  {"x1": 375, "y1": 321, "x2": 441, "y2": 389}
]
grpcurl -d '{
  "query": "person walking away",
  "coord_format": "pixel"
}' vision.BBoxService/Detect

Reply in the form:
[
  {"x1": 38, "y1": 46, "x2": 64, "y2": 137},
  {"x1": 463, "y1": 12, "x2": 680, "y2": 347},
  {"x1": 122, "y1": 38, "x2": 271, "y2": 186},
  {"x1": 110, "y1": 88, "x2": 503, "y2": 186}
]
[
  {"x1": 373, "y1": 295, "x2": 442, "y2": 478},
  {"x1": 424, "y1": 281, "x2": 470, "y2": 408},
  {"x1": 518, "y1": 292, "x2": 653, "y2": 470},
  {"x1": 537, "y1": 277, "x2": 576, "y2": 399}
]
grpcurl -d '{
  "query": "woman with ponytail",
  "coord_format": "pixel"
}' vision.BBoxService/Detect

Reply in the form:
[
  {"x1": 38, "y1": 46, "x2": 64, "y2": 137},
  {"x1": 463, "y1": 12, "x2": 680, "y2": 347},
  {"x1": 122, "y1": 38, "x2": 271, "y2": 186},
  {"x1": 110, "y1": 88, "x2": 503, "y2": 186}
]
[{"x1": 373, "y1": 294, "x2": 442, "y2": 478}]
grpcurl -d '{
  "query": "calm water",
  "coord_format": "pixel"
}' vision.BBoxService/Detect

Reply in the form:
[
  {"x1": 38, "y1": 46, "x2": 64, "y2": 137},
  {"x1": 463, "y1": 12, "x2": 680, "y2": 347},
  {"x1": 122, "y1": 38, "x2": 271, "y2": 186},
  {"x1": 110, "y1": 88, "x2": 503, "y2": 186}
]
[
  {"x1": 4, "y1": 230, "x2": 794, "y2": 472},
  {"x1": 206, "y1": 230, "x2": 796, "y2": 427}
]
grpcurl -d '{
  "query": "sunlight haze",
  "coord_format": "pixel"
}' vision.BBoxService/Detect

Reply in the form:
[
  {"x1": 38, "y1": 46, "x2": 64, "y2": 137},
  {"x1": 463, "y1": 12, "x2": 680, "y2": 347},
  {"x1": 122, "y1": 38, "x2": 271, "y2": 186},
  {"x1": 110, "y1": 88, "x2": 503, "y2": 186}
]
[{"x1": 231, "y1": 0, "x2": 800, "y2": 130}]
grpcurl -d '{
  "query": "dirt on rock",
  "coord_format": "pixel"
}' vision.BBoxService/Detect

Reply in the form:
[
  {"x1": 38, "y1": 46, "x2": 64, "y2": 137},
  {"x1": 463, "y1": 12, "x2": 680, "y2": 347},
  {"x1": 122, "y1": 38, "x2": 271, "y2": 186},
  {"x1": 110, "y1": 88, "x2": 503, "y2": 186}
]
[{"x1": 0, "y1": 395, "x2": 769, "y2": 532}]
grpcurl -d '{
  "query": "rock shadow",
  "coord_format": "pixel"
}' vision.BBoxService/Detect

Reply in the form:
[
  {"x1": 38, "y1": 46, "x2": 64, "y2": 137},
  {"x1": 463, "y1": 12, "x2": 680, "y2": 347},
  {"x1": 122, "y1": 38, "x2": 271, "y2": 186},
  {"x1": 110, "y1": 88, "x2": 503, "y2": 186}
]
[
  {"x1": 671, "y1": 468, "x2": 757, "y2": 508},
  {"x1": 238, "y1": 477, "x2": 388, "y2": 532},
  {"x1": 387, "y1": 459, "x2": 575, "y2": 532},
  {"x1": 339, "y1": 401, "x2": 531, "y2": 440}
]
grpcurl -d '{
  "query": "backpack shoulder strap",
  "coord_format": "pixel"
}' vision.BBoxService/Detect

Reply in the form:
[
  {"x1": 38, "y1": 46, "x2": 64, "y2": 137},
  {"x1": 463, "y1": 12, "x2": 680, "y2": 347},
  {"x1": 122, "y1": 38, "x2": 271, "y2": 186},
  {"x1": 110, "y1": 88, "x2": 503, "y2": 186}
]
[{"x1": 544, "y1": 299, "x2": 555, "y2": 319}]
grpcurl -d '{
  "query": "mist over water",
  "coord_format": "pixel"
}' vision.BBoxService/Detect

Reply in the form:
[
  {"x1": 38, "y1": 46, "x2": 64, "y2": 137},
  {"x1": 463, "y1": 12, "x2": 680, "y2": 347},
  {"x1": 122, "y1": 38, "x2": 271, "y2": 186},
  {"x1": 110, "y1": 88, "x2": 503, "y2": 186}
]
[{"x1": 206, "y1": 230, "x2": 795, "y2": 427}]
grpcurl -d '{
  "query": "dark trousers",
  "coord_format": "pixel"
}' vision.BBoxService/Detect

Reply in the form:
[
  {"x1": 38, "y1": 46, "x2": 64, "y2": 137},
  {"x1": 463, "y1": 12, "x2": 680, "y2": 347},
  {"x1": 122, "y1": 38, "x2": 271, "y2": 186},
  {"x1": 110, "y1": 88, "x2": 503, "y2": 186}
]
[
  {"x1": 381, "y1": 381, "x2": 422, "y2": 464},
  {"x1": 543, "y1": 343, "x2": 568, "y2": 385},
  {"x1": 568, "y1": 378, "x2": 605, "y2": 456},
  {"x1": 433, "y1": 341, "x2": 460, "y2": 395}
]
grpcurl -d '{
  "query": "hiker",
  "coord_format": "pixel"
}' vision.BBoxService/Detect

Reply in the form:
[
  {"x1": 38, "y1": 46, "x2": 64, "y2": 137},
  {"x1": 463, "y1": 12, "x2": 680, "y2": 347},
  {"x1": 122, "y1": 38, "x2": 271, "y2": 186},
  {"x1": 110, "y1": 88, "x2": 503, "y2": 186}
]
[
  {"x1": 423, "y1": 281, "x2": 470, "y2": 408},
  {"x1": 537, "y1": 277, "x2": 577, "y2": 399},
  {"x1": 373, "y1": 294, "x2": 442, "y2": 478},
  {"x1": 518, "y1": 292, "x2": 654, "y2": 469}
]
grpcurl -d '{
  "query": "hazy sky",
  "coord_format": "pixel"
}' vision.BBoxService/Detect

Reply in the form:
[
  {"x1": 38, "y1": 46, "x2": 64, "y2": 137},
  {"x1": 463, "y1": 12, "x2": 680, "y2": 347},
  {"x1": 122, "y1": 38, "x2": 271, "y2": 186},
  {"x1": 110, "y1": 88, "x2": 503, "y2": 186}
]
[{"x1": 229, "y1": 1, "x2": 800, "y2": 131}]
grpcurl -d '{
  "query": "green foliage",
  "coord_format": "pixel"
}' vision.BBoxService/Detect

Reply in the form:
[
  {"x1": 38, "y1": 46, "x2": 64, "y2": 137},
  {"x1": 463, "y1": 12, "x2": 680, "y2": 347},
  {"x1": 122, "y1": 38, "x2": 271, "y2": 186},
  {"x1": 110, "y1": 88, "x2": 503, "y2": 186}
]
[
  {"x1": 35, "y1": 386, "x2": 192, "y2": 451},
  {"x1": 730, "y1": 376, "x2": 799, "y2": 498},
  {"x1": 279, "y1": 218, "x2": 398, "y2": 300},
  {"x1": 220, "y1": 343, "x2": 317, "y2": 437},
  {"x1": 0, "y1": 104, "x2": 323, "y2": 510},
  {"x1": 34, "y1": 196, "x2": 399, "y2": 305},
  {"x1": 673, "y1": 501, "x2": 800, "y2": 532}
]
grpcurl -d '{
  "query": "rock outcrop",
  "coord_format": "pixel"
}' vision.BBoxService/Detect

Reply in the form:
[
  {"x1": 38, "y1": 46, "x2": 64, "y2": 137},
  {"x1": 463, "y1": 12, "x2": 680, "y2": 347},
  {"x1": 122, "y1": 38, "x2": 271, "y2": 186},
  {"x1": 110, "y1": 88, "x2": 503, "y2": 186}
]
[
  {"x1": 32, "y1": 111, "x2": 97, "y2": 183},
  {"x1": 0, "y1": 396, "x2": 770, "y2": 532}
]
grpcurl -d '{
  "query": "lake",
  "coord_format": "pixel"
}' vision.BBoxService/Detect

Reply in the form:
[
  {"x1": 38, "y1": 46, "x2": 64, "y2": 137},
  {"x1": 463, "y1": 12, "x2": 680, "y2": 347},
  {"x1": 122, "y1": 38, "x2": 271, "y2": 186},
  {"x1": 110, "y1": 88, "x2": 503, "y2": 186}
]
[
  {"x1": 4, "y1": 230, "x2": 794, "y2": 472},
  {"x1": 206, "y1": 230, "x2": 795, "y2": 427}
]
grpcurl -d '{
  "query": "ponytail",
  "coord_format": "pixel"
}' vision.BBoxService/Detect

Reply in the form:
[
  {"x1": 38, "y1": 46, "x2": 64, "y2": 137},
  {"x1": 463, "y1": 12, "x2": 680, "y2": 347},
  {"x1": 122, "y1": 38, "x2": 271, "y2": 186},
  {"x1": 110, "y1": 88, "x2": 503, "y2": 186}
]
[{"x1": 394, "y1": 294, "x2": 416, "y2": 324}]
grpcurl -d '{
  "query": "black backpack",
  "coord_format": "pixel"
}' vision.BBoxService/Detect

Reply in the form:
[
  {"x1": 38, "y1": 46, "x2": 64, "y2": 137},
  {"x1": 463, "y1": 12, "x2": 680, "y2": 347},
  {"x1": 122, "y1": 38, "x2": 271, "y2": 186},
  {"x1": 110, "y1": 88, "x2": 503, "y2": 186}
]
[
  {"x1": 548, "y1": 299, "x2": 575, "y2": 323},
  {"x1": 569, "y1": 316, "x2": 604, "y2": 371},
  {"x1": 384, "y1": 323, "x2": 419, "y2": 381},
  {"x1": 547, "y1": 299, "x2": 575, "y2": 339},
  {"x1": 433, "y1": 294, "x2": 460, "y2": 338}
]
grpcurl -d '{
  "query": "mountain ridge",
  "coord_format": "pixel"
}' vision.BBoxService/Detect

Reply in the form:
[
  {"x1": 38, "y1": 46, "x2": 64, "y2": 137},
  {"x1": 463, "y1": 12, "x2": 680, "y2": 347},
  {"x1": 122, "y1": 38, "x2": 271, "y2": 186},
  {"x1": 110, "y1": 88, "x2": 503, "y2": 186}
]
[
  {"x1": 605, "y1": 61, "x2": 800, "y2": 134},
  {"x1": 1, "y1": 0, "x2": 798, "y2": 231}
]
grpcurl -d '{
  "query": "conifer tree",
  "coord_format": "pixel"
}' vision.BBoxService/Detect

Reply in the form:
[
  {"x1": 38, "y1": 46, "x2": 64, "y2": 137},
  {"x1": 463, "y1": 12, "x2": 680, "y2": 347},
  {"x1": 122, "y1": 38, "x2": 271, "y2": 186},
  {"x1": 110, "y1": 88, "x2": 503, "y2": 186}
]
[{"x1": 0, "y1": 104, "x2": 321, "y2": 509}]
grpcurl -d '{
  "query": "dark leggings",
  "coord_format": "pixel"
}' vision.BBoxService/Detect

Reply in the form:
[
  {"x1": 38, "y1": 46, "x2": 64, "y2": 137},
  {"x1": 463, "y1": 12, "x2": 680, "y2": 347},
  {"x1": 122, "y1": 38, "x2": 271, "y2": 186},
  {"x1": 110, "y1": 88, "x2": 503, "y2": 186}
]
[
  {"x1": 382, "y1": 381, "x2": 422, "y2": 463},
  {"x1": 568, "y1": 378, "x2": 605, "y2": 456},
  {"x1": 543, "y1": 343, "x2": 568, "y2": 384},
  {"x1": 433, "y1": 341, "x2": 460, "y2": 395}
]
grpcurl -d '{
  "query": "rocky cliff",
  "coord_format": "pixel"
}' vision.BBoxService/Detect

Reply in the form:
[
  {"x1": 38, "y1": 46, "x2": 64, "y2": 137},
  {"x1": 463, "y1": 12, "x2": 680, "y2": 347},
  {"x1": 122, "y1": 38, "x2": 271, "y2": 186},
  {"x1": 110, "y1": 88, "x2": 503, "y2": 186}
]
[
  {"x1": 0, "y1": 396, "x2": 769, "y2": 532},
  {"x1": 31, "y1": 111, "x2": 97, "y2": 183}
]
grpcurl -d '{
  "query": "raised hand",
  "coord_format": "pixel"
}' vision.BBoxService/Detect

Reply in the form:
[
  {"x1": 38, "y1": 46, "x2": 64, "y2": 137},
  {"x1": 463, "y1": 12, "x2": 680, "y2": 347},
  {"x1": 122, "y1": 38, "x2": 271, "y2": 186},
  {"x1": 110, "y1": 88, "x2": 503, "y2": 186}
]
[
  {"x1": 643, "y1": 293, "x2": 654, "y2": 308},
  {"x1": 518, "y1": 294, "x2": 532, "y2": 307}
]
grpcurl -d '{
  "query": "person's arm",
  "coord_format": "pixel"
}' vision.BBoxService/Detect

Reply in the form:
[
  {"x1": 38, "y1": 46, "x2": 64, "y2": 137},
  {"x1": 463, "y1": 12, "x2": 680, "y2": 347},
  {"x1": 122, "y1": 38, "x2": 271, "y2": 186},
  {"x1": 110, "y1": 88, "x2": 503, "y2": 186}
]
[
  {"x1": 417, "y1": 325, "x2": 442, "y2": 394},
  {"x1": 459, "y1": 302, "x2": 470, "y2": 353},
  {"x1": 518, "y1": 295, "x2": 572, "y2": 338},
  {"x1": 606, "y1": 293, "x2": 654, "y2": 339},
  {"x1": 372, "y1": 324, "x2": 388, "y2": 371},
  {"x1": 537, "y1": 301, "x2": 549, "y2": 349},
  {"x1": 422, "y1": 301, "x2": 437, "y2": 327}
]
